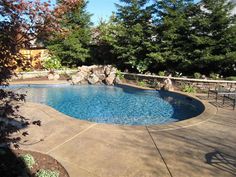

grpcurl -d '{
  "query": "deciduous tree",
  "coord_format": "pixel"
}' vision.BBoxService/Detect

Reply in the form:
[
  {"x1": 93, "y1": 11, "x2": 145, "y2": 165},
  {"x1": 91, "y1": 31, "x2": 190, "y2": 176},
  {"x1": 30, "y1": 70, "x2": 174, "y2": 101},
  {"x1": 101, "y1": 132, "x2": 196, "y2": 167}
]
[{"x1": 0, "y1": 0, "x2": 82, "y2": 147}]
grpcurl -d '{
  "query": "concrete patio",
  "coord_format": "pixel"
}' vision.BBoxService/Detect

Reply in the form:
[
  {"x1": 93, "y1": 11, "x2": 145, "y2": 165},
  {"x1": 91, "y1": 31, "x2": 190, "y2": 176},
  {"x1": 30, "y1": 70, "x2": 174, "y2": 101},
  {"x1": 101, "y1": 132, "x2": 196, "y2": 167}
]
[{"x1": 15, "y1": 96, "x2": 236, "y2": 177}]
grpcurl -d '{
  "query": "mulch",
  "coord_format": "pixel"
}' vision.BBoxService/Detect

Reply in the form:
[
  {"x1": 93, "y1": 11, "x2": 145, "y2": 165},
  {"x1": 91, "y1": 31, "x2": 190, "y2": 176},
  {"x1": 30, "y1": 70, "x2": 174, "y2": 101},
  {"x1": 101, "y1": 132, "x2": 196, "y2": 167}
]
[{"x1": 0, "y1": 148, "x2": 69, "y2": 177}]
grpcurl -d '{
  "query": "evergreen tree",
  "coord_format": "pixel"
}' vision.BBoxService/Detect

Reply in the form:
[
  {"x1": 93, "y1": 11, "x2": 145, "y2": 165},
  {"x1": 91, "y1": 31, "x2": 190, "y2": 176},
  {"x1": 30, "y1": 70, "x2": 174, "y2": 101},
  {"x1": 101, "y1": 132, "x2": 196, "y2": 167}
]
[
  {"x1": 89, "y1": 15, "x2": 120, "y2": 65},
  {"x1": 113, "y1": 0, "x2": 155, "y2": 73},
  {"x1": 47, "y1": 0, "x2": 92, "y2": 67},
  {"x1": 151, "y1": 0, "x2": 236, "y2": 76},
  {"x1": 187, "y1": 0, "x2": 236, "y2": 76},
  {"x1": 152, "y1": 0, "x2": 194, "y2": 73}
]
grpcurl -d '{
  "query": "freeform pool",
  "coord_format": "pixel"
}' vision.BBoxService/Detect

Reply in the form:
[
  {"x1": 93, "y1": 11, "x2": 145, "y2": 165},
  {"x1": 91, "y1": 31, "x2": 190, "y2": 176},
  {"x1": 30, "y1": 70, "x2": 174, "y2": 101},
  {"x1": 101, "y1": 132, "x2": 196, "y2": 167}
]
[{"x1": 8, "y1": 84, "x2": 204, "y2": 125}]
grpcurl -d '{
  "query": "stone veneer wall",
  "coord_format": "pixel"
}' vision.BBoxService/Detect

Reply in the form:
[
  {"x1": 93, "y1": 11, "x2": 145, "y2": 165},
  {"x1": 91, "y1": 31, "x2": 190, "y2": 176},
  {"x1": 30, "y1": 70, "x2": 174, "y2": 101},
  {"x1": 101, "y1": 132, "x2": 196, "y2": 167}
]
[
  {"x1": 13, "y1": 70, "x2": 78, "y2": 80},
  {"x1": 123, "y1": 73, "x2": 236, "y2": 91},
  {"x1": 12, "y1": 70, "x2": 236, "y2": 91}
]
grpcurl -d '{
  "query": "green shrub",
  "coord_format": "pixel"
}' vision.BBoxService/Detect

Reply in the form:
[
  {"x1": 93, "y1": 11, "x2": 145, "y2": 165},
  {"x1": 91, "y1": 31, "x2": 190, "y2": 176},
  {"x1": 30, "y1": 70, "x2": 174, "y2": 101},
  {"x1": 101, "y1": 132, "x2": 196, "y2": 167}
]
[
  {"x1": 43, "y1": 56, "x2": 62, "y2": 70},
  {"x1": 158, "y1": 71, "x2": 165, "y2": 76},
  {"x1": 194, "y1": 72, "x2": 201, "y2": 79},
  {"x1": 35, "y1": 169, "x2": 59, "y2": 177},
  {"x1": 115, "y1": 70, "x2": 125, "y2": 80},
  {"x1": 19, "y1": 154, "x2": 35, "y2": 169},
  {"x1": 24, "y1": 68, "x2": 33, "y2": 72},
  {"x1": 226, "y1": 76, "x2": 236, "y2": 81},
  {"x1": 137, "y1": 81, "x2": 146, "y2": 87},
  {"x1": 182, "y1": 84, "x2": 197, "y2": 93},
  {"x1": 209, "y1": 73, "x2": 219, "y2": 80}
]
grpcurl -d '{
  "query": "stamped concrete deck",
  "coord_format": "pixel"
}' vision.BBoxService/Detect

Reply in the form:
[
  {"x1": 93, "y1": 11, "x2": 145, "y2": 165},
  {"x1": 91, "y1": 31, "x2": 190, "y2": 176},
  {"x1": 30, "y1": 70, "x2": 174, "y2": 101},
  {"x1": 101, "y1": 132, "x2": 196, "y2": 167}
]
[{"x1": 14, "y1": 94, "x2": 236, "y2": 177}]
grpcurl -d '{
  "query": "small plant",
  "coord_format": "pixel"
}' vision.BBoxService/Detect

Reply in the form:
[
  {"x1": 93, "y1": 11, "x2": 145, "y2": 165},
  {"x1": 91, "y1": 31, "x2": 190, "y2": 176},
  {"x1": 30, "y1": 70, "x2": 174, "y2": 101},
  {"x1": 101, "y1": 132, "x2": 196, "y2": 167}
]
[
  {"x1": 43, "y1": 56, "x2": 62, "y2": 70},
  {"x1": 19, "y1": 154, "x2": 35, "y2": 169},
  {"x1": 226, "y1": 76, "x2": 236, "y2": 81},
  {"x1": 158, "y1": 71, "x2": 166, "y2": 76},
  {"x1": 194, "y1": 72, "x2": 201, "y2": 79},
  {"x1": 182, "y1": 84, "x2": 197, "y2": 93},
  {"x1": 210, "y1": 73, "x2": 219, "y2": 80},
  {"x1": 174, "y1": 71, "x2": 182, "y2": 77},
  {"x1": 137, "y1": 81, "x2": 146, "y2": 87},
  {"x1": 24, "y1": 67, "x2": 33, "y2": 72},
  {"x1": 115, "y1": 70, "x2": 125, "y2": 80},
  {"x1": 35, "y1": 169, "x2": 60, "y2": 177}
]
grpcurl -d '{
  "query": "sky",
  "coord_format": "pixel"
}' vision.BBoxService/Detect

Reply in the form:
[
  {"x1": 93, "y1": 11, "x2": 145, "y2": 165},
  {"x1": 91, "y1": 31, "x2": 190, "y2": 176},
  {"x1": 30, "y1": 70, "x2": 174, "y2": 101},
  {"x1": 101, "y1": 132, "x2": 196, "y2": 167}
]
[
  {"x1": 49, "y1": 0, "x2": 235, "y2": 26},
  {"x1": 87, "y1": 0, "x2": 120, "y2": 25},
  {"x1": 86, "y1": 0, "x2": 201, "y2": 26}
]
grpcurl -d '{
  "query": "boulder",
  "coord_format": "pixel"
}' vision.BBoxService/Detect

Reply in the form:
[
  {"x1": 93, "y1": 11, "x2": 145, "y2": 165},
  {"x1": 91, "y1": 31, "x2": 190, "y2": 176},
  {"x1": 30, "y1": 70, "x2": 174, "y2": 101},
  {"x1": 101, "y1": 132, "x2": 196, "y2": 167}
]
[
  {"x1": 48, "y1": 73, "x2": 54, "y2": 80},
  {"x1": 71, "y1": 65, "x2": 120, "y2": 85},
  {"x1": 114, "y1": 77, "x2": 122, "y2": 84},
  {"x1": 79, "y1": 66, "x2": 91, "y2": 73},
  {"x1": 92, "y1": 66, "x2": 104, "y2": 75},
  {"x1": 97, "y1": 74, "x2": 106, "y2": 81},
  {"x1": 77, "y1": 71, "x2": 88, "y2": 78},
  {"x1": 80, "y1": 80, "x2": 89, "y2": 85},
  {"x1": 71, "y1": 75, "x2": 81, "y2": 84},
  {"x1": 110, "y1": 67, "x2": 117, "y2": 74},
  {"x1": 105, "y1": 73, "x2": 116, "y2": 85},
  {"x1": 162, "y1": 78, "x2": 174, "y2": 91},
  {"x1": 88, "y1": 74, "x2": 100, "y2": 84},
  {"x1": 53, "y1": 73, "x2": 60, "y2": 80},
  {"x1": 104, "y1": 65, "x2": 112, "y2": 76}
]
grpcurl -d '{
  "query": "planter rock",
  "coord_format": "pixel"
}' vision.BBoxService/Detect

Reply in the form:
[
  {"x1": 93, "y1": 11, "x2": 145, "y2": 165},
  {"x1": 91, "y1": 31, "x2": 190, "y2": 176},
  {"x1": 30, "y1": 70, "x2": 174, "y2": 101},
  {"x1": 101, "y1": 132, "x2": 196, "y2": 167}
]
[
  {"x1": 48, "y1": 73, "x2": 54, "y2": 80},
  {"x1": 105, "y1": 73, "x2": 116, "y2": 85},
  {"x1": 48, "y1": 73, "x2": 60, "y2": 80},
  {"x1": 162, "y1": 78, "x2": 174, "y2": 91},
  {"x1": 70, "y1": 65, "x2": 121, "y2": 85},
  {"x1": 88, "y1": 74, "x2": 100, "y2": 84}
]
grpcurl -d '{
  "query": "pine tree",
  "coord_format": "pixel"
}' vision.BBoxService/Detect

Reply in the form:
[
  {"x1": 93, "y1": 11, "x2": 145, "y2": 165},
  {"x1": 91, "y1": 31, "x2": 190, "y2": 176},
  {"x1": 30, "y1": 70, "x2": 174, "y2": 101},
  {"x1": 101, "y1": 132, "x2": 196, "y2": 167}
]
[
  {"x1": 187, "y1": 0, "x2": 236, "y2": 76},
  {"x1": 90, "y1": 15, "x2": 121, "y2": 65},
  {"x1": 113, "y1": 0, "x2": 155, "y2": 73},
  {"x1": 152, "y1": 0, "x2": 194, "y2": 73},
  {"x1": 46, "y1": 0, "x2": 92, "y2": 67}
]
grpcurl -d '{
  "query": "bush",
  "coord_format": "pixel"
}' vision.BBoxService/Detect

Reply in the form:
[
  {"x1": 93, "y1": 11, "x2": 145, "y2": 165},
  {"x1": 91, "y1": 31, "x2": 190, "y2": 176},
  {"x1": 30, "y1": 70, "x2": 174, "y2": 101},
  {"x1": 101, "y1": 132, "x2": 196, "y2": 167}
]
[
  {"x1": 137, "y1": 81, "x2": 146, "y2": 87},
  {"x1": 35, "y1": 169, "x2": 59, "y2": 177},
  {"x1": 182, "y1": 84, "x2": 196, "y2": 93},
  {"x1": 116, "y1": 70, "x2": 125, "y2": 80},
  {"x1": 19, "y1": 154, "x2": 35, "y2": 169},
  {"x1": 209, "y1": 73, "x2": 220, "y2": 80},
  {"x1": 194, "y1": 72, "x2": 201, "y2": 79},
  {"x1": 158, "y1": 71, "x2": 166, "y2": 76},
  {"x1": 226, "y1": 76, "x2": 236, "y2": 81},
  {"x1": 43, "y1": 56, "x2": 62, "y2": 70}
]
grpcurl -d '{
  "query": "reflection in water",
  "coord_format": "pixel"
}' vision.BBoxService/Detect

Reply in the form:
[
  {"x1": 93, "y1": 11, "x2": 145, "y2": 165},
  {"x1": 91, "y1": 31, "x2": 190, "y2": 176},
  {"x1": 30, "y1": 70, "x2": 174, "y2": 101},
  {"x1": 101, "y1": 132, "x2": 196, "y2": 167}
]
[{"x1": 8, "y1": 85, "x2": 204, "y2": 125}]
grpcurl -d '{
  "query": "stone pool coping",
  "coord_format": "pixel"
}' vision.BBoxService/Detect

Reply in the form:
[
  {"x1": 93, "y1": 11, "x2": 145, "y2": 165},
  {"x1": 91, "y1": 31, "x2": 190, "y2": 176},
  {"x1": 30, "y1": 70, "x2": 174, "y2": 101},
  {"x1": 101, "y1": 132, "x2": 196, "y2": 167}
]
[
  {"x1": 11, "y1": 80, "x2": 217, "y2": 131},
  {"x1": 10, "y1": 80, "x2": 69, "y2": 85}
]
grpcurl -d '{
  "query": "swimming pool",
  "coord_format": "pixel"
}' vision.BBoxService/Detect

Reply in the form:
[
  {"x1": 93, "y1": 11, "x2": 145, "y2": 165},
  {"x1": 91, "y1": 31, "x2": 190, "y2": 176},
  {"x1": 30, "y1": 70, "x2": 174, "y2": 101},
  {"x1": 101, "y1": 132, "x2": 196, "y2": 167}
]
[{"x1": 7, "y1": 84, "x2": 204, "y2": 125}]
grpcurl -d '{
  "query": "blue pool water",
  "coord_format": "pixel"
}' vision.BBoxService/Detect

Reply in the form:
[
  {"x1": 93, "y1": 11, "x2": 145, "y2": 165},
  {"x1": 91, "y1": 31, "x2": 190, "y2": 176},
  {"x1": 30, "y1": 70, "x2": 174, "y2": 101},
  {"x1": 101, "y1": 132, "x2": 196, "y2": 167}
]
[{"x1": 7, "y1": 84, "x2": 204, "y2": 125}]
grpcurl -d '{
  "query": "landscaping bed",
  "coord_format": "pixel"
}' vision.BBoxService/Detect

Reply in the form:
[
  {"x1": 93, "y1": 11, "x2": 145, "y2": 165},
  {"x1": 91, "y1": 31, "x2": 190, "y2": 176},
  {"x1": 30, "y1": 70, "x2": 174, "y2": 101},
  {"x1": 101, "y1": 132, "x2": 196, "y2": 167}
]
[{"x1": 0, "y1": 148, "x2": 69, "y2": 177}]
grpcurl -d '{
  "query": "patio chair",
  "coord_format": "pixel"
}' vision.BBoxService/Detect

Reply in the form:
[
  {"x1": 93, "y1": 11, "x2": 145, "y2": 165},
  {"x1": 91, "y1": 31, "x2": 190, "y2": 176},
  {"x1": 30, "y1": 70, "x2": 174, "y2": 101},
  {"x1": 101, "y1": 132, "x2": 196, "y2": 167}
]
[
  {"x1": 223, "y1": 94, "x2": 236, "y2": 110},
  {"x1": 208, "y1": 85, "x2": 234, "y2": 102}
]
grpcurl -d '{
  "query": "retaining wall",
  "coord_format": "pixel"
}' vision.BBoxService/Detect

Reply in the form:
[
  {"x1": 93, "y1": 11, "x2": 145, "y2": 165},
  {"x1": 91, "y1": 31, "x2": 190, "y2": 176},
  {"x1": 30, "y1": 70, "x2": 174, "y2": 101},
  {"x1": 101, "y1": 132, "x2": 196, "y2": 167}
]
[
  {"x1": 13, "y1": 70, "x2": 236, "y2": 90},
  {"x1": 13, "y1": 70, "x2": 78, "y2": 80},
  {"x1": 122, "y1": 72, "x2": 236, "y2": 90}
]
